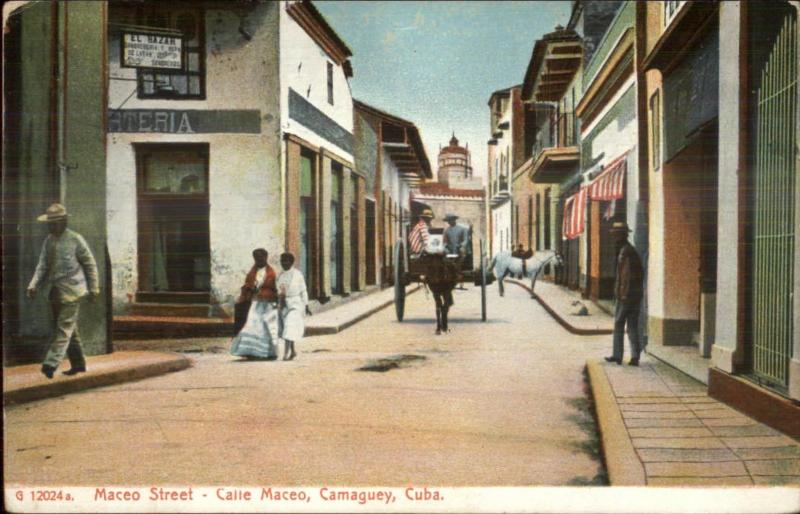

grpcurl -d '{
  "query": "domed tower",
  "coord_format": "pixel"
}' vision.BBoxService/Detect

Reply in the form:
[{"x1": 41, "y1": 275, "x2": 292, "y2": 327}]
[{"x1": 437, "y1": 133, "x2": 474, "y2": 188}]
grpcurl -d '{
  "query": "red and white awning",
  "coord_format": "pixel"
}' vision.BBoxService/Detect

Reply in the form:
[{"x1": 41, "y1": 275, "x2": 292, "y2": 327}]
[
  {"x1": 561, "y1": 152, "x2": 628, "y2": 240},
  {"x1": 562, "y1": 187, "x2": 588, "y2": 240},
  {"x1": 587, "y1": 152, "x2": 627, "y2": 201}
]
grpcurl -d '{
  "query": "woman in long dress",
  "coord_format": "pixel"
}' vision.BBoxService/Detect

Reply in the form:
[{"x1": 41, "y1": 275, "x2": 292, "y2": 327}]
[
  {"x1": 230, "y1": 248, "x2": 279, "y2": 360},
  {"x1": 277, "y1": 252, "x2": 309, "y2": 361}
]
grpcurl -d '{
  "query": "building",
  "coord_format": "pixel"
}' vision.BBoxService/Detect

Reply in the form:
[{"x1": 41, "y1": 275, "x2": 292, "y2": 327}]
[
  {"x1": 353, "y1": 100, "x2": 432, "y2": 286},
  {"x1": 413, "y1": 136, "x2": 486, "y2": 260},
  {"x1": 640, "y1": 0, "x2": 800, "y2": 434},
  {"x1": 3, "y1": 1, "x2": 109, "y2": 364},
  {"x1": 572, "y1": 1, "x2": 643, "y2": 312},
  {"x1": 487, "y1": 85, "x2": 524, "y2": 257},
  {"x1": 105, "y1": 0, "x2": 360, "y2": 322},
  {"x1": 519, "y1": 26, "x2": 583, "y2": 284},
  {"x1": 437, "y1": 134, "x2": 482, "y2": 190}
]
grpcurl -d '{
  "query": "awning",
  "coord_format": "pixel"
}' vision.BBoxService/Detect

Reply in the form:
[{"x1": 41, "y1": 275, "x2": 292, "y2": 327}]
[
  {"x1": 586, "y1": 152, "x2": 627, "y2": 201},
  {"x1": 562, "y1": 187, "x2": 588, "y2": 240}
]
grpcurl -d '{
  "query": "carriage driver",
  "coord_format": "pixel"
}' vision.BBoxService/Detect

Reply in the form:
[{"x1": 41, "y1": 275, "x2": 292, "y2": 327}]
[{"x1": 443, "y1": 213, "x2": 469, "y2": 257}]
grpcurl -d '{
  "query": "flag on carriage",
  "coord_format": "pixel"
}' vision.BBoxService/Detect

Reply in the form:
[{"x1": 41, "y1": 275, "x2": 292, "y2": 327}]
[{"x1": 409, "y1": 219, "x2": 429, "y2": 254}]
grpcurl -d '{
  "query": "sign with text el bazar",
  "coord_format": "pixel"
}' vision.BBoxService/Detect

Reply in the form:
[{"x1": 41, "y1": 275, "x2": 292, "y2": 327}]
[{"x1": 122, "y1": 32, "x2": 183, "y2": 70}]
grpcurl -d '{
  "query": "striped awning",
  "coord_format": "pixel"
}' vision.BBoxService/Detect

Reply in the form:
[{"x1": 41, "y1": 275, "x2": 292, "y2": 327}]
[
  {"x1": 587, "y1": 153, "x2": 627, "y2": 201},
  {"x1": 562, "y1": 187, "x2": 588, "y2": 240}
]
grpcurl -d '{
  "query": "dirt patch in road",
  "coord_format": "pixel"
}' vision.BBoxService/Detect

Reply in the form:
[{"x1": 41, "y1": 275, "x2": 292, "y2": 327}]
[{"x1": 356, "y1": 354, "x2": 427, "y2": 372}]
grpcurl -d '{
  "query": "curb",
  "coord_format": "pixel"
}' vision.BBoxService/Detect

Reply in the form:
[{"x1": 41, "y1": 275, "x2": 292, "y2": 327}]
[
  {"x1": 507, "y1": 279, "x2": 613, "y2": 336},
  {"x1": 4, "y1": 352, "x2": 191, "y2": 405},
  {"x1": 305, "y1": 285, "x2": 420, "y2": 336},
  {"x1": 586, "y1": 360, "x2": 646, "y2": 486}
]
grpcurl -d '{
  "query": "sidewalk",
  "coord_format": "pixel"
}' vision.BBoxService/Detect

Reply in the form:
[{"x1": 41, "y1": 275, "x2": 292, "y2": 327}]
[
  {"x1": 3, "y1": 351, "x2": 190, "y2": 405},
  {"x1": 587, "y1": 357, "x2": 800, "y2": 486},
  {"x1": 508, "y1": 278, "x2": 613, "y2": 335},
  {"x1": 305, "y1": 284, "x2": 419, "y2": 335}
]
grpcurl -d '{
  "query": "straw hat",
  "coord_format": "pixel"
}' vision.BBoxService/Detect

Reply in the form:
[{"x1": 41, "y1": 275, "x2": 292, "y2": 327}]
[
  {"x1": 419, "y1": 208, "x2": 434, "y2": 219},
  {"x1": 37, "y1": 203, "x2": 68, "y2": 222},
  {"x1": 609, "y1": 221, "x2": 631, "y2": 233}
]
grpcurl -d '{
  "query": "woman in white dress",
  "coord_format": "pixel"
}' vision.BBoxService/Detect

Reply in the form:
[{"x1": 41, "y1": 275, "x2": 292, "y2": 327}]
[
  {"x1": 277, "y1": 252, "x2": 309, "y2": 361},
  {"x1": 230, "y1": 248, "x2": 279, "y2": 360}
]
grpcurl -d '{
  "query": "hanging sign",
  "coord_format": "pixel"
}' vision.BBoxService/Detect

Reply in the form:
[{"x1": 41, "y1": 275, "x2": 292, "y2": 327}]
[{"x1": 122, "y1": 32, "x2": 183, "y2": 70}]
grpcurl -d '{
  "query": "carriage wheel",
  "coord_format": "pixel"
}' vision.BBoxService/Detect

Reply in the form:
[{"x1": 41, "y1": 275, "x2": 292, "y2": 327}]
[
  {"x1": 394, "y1": 241, "x2": 406, "y2": 322},
  {"x1": 480, "y1": 239, "x2": 487, "y2": 322}
]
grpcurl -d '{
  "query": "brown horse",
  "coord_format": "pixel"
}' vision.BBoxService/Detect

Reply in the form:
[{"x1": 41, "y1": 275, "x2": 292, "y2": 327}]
[{"x1": 420, "y1": 254, "x2": 462, "y2": 335}]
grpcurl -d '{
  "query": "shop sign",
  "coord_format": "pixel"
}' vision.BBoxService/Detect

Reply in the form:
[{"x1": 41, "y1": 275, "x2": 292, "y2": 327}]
[{"x1": 122, "y1": 32, "x2": 183, "y2": 70}]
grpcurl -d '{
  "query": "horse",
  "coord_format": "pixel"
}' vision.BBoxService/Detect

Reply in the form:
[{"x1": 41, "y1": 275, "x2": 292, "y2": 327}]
[
  {"x1": 490, "y1": 250, "x2": 562, "y2": 297},
  {"x1": 418, "y1": 254, "x2": 462, "y2": 334}
]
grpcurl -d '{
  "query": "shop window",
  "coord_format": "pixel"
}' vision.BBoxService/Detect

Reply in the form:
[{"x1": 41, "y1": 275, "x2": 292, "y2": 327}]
[{"x1": 133, "y1": 6, "x2": 205, "y2": 99}]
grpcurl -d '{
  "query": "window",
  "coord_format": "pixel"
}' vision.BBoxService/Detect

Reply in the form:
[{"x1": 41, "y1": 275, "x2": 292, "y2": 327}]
[
  {"x1": 664, "y1": 1, "x2": 686, "y2": 27},
  {"x1": 327, "y1": 62, "x2": 334, "y2": 105},
  {"x1": 650, "y1": 90, "x2": 661, "y2": 171},
  {"x1": 134, "y1": 6, "x2": 205, "y2": 99}
]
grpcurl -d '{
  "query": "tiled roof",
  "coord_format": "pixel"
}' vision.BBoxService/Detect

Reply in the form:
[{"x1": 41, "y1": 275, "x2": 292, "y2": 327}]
[{"x1": 415, "y1": 183, "x2": 485, "y2": 198}]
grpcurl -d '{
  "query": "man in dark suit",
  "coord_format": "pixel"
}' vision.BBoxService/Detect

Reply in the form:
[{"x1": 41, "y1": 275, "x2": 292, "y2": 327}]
[{"x1": 605, "y1": 221, "x2": 644, "y2": 366}]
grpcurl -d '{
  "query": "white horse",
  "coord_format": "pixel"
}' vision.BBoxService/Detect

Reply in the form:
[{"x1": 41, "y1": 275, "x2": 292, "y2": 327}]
[{"x1": 490, "y1": 250, "x2": 562, "y2": 297}]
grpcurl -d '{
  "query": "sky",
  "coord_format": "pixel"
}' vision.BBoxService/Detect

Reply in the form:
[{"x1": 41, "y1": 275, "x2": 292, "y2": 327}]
[{"x1": 315, "y1": 1, "x2": 571, "y2": 182}]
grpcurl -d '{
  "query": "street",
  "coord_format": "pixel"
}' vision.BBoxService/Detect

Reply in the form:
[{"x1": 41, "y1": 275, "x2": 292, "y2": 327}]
[{"x1": 5, "y1": 282, "x2": 610, "y2": 486}]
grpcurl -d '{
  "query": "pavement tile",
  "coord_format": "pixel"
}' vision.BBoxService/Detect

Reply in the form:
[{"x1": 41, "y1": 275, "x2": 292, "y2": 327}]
[
  {"x1": 733, "y1": 447, "x2": 800, "y2": 460},
  {"x1": 617, "y1": 397, "x2": 685, "y2": 405},
  {"x1": 620, "y1": 404, "x2": 691, "y2": 412},
  {"x1": 722, "y1": 436, "x2": 800, "y2": 449},
  {"x1": 625, "y1": 418, "x2": 704, "y2": 428},
  {"x1": 637, "y1": 448, "x2": 739, "y2": 462},
  {"x1": 647, "y1": 476, "x2": 754, "y2": 486},
  {"x1": 710, "y1": 425, "x2": 781, "y2": 438},
  {"x1": 701, "y1": 417, "x2": 758, "y2": 428},
  {"x1": 683, "y1": 402, "x2": 728, "y2": 411},
  {"x1": 645, "y1": 461, "x2": 748, "y2": 477},
  {"x1": 671, "y1": 390, "x2": 709, "y2": 397},
  {"x1": 745, "y1": 459, "x2": 800, "y2": 476},
  {"x1": 614, "y1": 392, "x2": 675, "y2": 398},
  {"x1": 632, "y1": 438, "x2": 727, "y2": 449},
  {"x1": 691, "y1": 408, "x2": 748, "y2": 419},
  {"x1": 622, "y1": 410, "x2": 697, "y2": 419},
  {"x1": 679, "y1": 396, "x2": 717, "y2": 404},
  {"x1": 752, "y1": 475, "x2": 800, "y2": 486},
  {"x1": 628, "y1": 427, "x2": 714, "y2": 438}
]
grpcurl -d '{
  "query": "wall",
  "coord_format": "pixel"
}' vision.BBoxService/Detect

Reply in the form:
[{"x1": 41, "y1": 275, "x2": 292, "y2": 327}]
[
  {"x1": 491, "y1": 200, "x2": 512, "y2": 256},
  {"x1": 279, "y1": 3, "x2": 353, "y2": 163},
  {"x1": 106, "y1": 2, "x2": 282, "y2": 314}
]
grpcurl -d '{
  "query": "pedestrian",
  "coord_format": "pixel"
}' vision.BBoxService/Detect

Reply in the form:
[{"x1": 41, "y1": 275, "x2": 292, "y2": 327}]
[
  {"x1": 605, "y1": 221, "x2": 644, "y2": 366},
  {"x1": 443, "y1": 213, "x2": 468, "y2": 256},
  {"x1": 230, "y1": 248, "x2": 279, "y2": 360},
  {"x1": 26, "y1": 203, "x2": 99, "y2": 379},
  {"x1": 276, "y1": 252, "x2": 309, "y2": 361}
]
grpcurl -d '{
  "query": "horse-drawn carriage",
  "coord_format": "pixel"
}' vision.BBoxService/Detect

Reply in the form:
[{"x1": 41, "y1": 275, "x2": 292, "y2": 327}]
[{"x1": 392, "y1": 227, "x2": 493, "y2": 331}]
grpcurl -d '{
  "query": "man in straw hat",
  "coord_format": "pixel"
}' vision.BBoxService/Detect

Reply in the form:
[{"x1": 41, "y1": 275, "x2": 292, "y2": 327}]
[
  {"x1": 605, "y1": 221, "x2": 644, "y2": 366},
  {"x1": 409, "y1": 208, "x2": 434, "y2": 256},
  {"x1": 27, "y1": 203, "x2": 99, "y2": 378}
]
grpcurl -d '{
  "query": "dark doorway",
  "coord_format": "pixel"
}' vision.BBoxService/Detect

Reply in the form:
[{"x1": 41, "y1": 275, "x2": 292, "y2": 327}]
[{"x1": 365, "y1": 199, "x2": 376, "y2": 286}]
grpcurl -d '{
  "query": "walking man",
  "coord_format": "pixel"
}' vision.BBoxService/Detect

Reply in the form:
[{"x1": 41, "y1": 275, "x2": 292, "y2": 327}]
[
  {"x1": 277, "y1": 252, "x2": 309, "y2": 361},
  {"x1": 27, "y1": 203, "x2": 99, "y2": 379},
  {"x1": 605, "y1": 221, "x2": 644, "y2": 366}
]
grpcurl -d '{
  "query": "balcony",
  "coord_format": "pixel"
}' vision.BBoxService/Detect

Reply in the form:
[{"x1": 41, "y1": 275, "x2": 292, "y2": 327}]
[
  {"x1": 529, "y1": 112, "x2": 579, "y2": 184},
  {"x1": 490, "y1": 174, "x2": 511, "y2": 207}
]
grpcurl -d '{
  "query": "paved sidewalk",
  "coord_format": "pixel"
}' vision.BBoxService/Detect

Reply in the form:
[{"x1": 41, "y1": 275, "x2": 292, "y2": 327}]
[
  {"x1": 508, "y1": 278, "x2": 613, "y2": 335},
  {"x1": 305, "y1": 284, "x2": 419, "y2": 335},
  {"x1": 588, "y1": 358, "x2": 800, "y2": 486},
  {"x1": 3, "y1": 351, "x2": 190, "y2": 405}
]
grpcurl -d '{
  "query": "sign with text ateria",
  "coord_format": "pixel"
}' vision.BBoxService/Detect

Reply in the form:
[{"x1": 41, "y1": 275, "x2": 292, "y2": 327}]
[{"x1": 122, "y1": 32, "x2": 183, "y2": 70}]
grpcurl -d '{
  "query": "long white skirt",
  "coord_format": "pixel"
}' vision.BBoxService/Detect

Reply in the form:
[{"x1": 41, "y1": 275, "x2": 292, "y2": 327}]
[{"x1": 230, "y1": 300, "x2": 279, "y2": 358}]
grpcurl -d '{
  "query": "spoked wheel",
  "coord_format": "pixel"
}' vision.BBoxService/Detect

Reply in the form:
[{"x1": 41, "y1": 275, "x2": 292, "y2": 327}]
[
  {"x1": 394, "y1": 240, "x2": 406, "y2": 321},
  {"x1": 480, "y1": 240, "x2": 487, "y2": 322}
]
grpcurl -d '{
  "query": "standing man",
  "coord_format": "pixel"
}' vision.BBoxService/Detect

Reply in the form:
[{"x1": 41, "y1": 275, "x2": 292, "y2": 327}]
[
  {"x1": 277, "y1": 252, "x2": 309, "y2": 361},
  {"x1": 605, "y1": 221, "x2": 644, "y2": 366},
  {"x1": 443, "y1": 213, "x2": 468, "y2": 257},
  {"x1": 27, "y1": 203, "x2": 99, "y2": 379}
]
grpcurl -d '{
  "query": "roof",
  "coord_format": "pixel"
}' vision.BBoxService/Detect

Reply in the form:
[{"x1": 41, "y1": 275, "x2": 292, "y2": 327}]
[
  {"x1": 487, "y1": 84, "x2": 522, "y2": 106},
  {"x1": 287, "y1": 1, "x2": 353, "y2": 65},
  {"x1": 354, "y1": 99, "x2": 432, "y2": 179},
  {"x1": 415, "y1": 183, "x2": 485, "y2": 198},
  {"x1": 521, "y1": 27, "x2": 582, "y2": 101}
]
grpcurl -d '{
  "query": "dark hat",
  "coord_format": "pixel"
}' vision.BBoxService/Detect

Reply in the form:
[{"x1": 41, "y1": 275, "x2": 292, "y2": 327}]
[
  {"x1": 444, "y1": 213, "x2": 459, "y2": 220},
  {"x1": 37, "y1": 203, "x2": 68, "y2": 222},
  {"x1": 609, "y1": 221, "x2": 631, "y2": 233}
]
